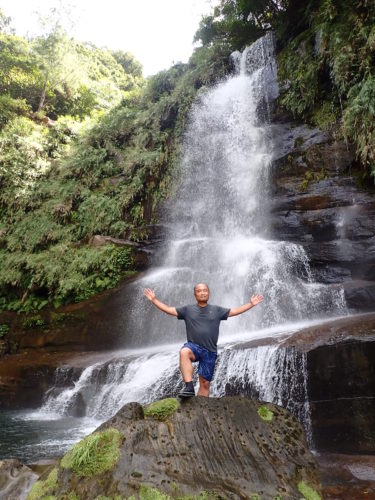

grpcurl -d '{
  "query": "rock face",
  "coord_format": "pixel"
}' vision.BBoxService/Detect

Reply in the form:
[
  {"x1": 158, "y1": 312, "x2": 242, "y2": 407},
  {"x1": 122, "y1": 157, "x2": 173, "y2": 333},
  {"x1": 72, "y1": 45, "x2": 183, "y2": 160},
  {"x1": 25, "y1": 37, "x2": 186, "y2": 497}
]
[
  {"x1": 287, "y1": 314, "x2": 375, "y2": 455},
  {"x1": 36, "y1": 397, "x2": 321, "y2": 500},
  {"x1": 269, "y1": 119, "x2": 375, "y2": 312},
  {"x1": 0, "y1": 459, "x2": 38, "y2": 500}
]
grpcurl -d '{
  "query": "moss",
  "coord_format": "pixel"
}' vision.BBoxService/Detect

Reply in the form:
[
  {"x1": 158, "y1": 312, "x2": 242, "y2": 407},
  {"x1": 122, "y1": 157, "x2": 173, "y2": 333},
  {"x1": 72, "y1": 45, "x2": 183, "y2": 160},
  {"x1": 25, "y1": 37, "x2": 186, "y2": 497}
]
[
  {"x1": 297, "y1": 481, "x2": 321, "y2": 500},
  {"x1": 27, "y1": 467, "x2": 58, "y2": 500},
  {"x1": 60, "y1": 428, "x2": 123, "y2": 477},
  {"x1": 298, "y1": 168, "x2": 327, "y2": 191},
  {"x1": 294, "y1": 136, "x2": 304, "y2": 148},
  {"x1": 49, "y1": 312, "x2": 86, "y2": 325},
  {"x1": 136, "y1": 485, "x2": 222, "y2": 500},
  {"x1": 65, "y1": 494, "x2": 79, "y2": 500},
  {"x1": 139, "y1": 485, "x2": 170, "y2": 500},
  {"x1": 95, "y1": 496, "x2": 122, "y2": 500},
  {"x1": 257, "y1": 405, "x2": 274, "y2": 422},
  {"x1": 143, "y1": 398, "x2": 180, "y2": 422}
]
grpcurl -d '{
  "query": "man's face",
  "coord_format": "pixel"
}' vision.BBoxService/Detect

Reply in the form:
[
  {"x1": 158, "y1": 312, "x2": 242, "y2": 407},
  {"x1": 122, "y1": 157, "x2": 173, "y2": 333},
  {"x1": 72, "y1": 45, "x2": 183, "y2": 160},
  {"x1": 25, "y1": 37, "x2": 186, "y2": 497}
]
[{"x1": 194, "y1": 284, "x2": 209, "y2": 303}]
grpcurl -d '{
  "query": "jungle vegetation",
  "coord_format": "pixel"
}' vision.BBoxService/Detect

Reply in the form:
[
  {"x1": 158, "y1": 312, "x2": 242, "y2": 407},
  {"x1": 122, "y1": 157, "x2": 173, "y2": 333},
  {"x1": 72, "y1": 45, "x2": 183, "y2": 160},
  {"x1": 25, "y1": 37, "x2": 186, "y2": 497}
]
[{"x1": 0, "y1": 0, "x2": 374, "y2": 313}]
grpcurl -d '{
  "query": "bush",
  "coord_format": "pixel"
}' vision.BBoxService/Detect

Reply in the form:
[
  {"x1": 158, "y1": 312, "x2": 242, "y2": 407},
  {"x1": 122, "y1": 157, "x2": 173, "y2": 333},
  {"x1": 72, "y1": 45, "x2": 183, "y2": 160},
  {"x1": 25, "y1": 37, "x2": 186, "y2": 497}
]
[{"x1": 0, "y1": 94, "x2": 30, "y2": 129}]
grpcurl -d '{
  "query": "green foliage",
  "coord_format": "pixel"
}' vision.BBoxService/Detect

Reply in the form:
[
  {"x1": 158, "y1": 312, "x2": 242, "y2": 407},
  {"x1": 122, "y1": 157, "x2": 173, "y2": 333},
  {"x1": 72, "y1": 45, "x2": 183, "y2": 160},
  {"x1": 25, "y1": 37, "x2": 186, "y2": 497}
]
[
  {"x1": 0, "y1": 116, "x2": 50, "y2": 207},
  {"x1": 194, "y1": 0, "x2": 285, "y2": 51},
  {"x1": 0, "y1": 31, "x2": 43, "y2": 110},
  {"x1": 257, "y1": 405, "x2": 274, "y2": 422},
  {"x1": 139, "y1": 486, "x2": 170, "y2": 500},
  {"x1": 27, "y1": 467, "x2": 58, "y2": 500},
  {"x1": 277, "y1": 0, "x2": 375, "y2": 176},
  {"x1": 277, "y1": 30, "x2": 320, "y2": 117},
  {"x1": 297, "y1": 481, "x2": 321, "y2": 500},
  {"x1": 311, "y1": 101, "x2": 337, "y2": 130},
  {"x1": 0, "y1": 324, "x2": 9, "y2": 338},
  {"x1": 0, "y1": 2, "x2": 243, "y2": 313},
  {"x1": 343, "y1": 76, "x2": 375, "y2": 171},
  {"x1": 0, "y1": 94, "x2": 30, "y2": 129},
  {"x1": 143, "y1": 398, "x2": 180, "y2": 421},
  {"x1": 111, "y1": 49, "x2": 143, "y2": 78},
  {"x1": 22, "y1": 315, "x2": 45, "y2": 329},
  {"x1": 60, "y1": 428, "x2": 123, "y2": 477},
  {"x1": 0, "y1": 244, "x2": 134, "y2": 312}
]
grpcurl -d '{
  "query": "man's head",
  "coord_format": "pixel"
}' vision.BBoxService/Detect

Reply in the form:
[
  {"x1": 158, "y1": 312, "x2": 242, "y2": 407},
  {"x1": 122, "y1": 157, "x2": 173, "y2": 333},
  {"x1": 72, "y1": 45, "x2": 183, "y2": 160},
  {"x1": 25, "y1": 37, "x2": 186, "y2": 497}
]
[{"x1": 194, "y1": 283, "x2": 210, "y2": 304}]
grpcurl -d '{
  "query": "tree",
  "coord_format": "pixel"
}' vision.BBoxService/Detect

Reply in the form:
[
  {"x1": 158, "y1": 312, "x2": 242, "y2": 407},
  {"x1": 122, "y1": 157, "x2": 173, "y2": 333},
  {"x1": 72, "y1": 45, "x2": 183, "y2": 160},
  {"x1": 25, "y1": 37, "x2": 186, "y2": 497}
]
[
  {"x1": 0, "y1": 7, "x2": 13, "y2": 34},
  {"x1": 194, "y1": 0, "x2": 287, "y2": 50},
  {"x1": 33, "y1": 27, "x2": 84, "y2": 112},
  {"x1": 111, "y1": 50, "x2": 143, "y2": 78}
]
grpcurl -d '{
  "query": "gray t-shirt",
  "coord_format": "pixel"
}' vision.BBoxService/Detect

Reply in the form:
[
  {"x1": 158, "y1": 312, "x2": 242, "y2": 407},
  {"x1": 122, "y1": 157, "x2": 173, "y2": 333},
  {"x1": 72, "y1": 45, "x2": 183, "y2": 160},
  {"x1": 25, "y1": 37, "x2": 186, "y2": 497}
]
[{"x1": 176, "y1": 304, "x2": 230, "y2": 352}]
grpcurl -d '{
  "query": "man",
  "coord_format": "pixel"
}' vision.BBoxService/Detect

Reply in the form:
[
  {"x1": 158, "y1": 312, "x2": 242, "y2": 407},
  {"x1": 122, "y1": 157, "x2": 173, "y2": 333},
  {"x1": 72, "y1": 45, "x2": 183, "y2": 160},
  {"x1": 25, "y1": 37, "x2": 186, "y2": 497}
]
[{"x1": 144, "y1": 283, "x2": 263, "y2": 398}]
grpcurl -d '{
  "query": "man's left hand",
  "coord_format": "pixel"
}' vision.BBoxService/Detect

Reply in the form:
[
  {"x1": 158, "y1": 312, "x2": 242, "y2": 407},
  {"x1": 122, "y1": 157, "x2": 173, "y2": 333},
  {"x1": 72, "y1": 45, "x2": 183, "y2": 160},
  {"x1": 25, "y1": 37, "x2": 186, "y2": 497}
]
[{"x1": 250, "y1": 294, "x2": 264, "y2": 306}]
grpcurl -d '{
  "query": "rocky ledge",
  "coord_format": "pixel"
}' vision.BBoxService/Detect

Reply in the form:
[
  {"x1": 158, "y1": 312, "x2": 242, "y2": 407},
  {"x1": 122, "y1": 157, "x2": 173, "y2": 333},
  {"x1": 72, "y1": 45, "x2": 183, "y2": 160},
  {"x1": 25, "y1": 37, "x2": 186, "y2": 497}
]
[{"x1": 25, "y1": 397, "x2": 321, "y2": 500}]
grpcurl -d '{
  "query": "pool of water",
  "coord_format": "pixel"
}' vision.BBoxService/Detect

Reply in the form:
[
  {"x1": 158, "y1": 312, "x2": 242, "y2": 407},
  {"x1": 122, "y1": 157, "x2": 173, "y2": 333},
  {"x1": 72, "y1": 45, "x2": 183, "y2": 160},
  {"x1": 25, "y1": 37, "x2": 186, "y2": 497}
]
[{"x1": 0, "y1": 411, "x2": 100, "y2": 463}]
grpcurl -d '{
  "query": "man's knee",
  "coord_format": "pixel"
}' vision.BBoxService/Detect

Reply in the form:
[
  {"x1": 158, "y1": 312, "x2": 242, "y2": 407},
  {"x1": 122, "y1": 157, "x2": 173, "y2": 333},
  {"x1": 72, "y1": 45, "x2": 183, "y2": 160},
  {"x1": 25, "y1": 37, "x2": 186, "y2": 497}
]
[
  {"x1": 199, "y1": 377, "x2": 210, "y2": 389},
  {"x1": 180, "y1": 347, "x2": 195, "y2": 361}
]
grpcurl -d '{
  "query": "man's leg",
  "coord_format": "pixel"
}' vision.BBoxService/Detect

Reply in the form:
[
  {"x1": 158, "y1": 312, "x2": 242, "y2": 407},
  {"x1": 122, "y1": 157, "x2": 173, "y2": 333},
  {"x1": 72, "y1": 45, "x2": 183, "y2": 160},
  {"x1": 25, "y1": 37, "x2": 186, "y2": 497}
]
[
  {"x1": 198, "y1": 375, "x2": 210, "y2": 397},
  {"x1": 179, "y1": 347, "x2": 195, "y2": 382},
  {"x1": 178, "y1": 347, "x2": 196, "y2": 398}
]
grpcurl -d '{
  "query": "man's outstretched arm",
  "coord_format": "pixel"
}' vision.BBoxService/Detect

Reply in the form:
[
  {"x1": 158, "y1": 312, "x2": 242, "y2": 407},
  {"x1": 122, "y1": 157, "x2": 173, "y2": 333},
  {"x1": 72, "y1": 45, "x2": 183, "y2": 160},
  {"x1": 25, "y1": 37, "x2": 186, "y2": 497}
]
[
  {"x1": 144, "y1": 288, "x2": 178, "y2": 317},
  {"x1": 228, "y1": 294, "x2": 264, "y2": 317}
]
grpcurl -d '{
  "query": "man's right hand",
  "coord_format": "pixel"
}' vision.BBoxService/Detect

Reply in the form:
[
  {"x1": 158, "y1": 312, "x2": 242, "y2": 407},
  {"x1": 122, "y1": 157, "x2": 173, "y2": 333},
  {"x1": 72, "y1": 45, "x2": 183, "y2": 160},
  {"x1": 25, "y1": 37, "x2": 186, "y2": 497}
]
[
  {"x1": 144, "y1": 288, "x2": 156, "y2": 302},
  {"x1": 143, "y1": 288, "x2": 178, "y2": 317}
]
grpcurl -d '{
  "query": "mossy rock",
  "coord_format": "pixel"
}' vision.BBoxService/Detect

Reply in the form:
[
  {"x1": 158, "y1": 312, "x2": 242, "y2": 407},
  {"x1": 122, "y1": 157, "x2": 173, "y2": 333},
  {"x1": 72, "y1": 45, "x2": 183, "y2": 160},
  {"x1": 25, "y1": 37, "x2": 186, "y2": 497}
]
[
  {"x1": 143, "y1": 398, "x2": 180, "y2": 421},
  {"x1": 60, "y1": 428, "x2": 123, "y2": 477},
  {"x1": 27, "y1": 467, "x2": 58, "y2": 500}
]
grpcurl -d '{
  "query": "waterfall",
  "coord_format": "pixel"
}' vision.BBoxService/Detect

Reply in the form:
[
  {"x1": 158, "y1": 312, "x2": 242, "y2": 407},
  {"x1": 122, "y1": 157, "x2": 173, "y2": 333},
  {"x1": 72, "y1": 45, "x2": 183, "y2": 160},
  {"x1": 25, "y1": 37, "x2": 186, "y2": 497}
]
[
  {"x1": 125, "y1": 32, "x2": 346, "y2": 349},
  {"x1": 32, "y1": 33, "x2": 346, "y2": 453},
  {"x1": 38, "y1": 342, "x2": 312, "y2": 445}
]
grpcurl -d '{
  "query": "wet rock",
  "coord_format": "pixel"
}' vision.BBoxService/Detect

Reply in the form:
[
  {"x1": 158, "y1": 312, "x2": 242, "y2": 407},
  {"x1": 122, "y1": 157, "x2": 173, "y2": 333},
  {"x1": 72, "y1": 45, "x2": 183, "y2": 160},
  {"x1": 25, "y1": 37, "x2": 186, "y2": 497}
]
[
  {"x1": 342, "y1": 280, "x2": 375, "y2": 311},
  {"x1": 317, "y1": 452, "x2": 375, "y2": 500},
  {"x1": 0, "y1": 459, "x2": 38, "y2": 500},
  {"x1": 52, "y1": 397, "x2": 321, "y2": 499},
  {"x1": 0, "y1": 351, "x2": 113, "y2": 409},
  {"x1": 283, "y1": 313, "x2": 375, "y2": 454},
  {"x1": 65, "y1": 392, "x2": 86, "y2": 418},
  {"x1": 269, "y1": 119, "x2": 375, "y2": 313}
]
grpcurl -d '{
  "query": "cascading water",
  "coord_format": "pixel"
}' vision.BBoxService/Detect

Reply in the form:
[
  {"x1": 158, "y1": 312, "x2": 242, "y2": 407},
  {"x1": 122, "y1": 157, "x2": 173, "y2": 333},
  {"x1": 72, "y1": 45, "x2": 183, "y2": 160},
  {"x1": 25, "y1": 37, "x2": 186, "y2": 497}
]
[
  {"x1": 4, "y1": 34, "x2": 347, "y2": 462},
  {"x1": 125, "y1": 32, "x2": 345, "y2": 347}
]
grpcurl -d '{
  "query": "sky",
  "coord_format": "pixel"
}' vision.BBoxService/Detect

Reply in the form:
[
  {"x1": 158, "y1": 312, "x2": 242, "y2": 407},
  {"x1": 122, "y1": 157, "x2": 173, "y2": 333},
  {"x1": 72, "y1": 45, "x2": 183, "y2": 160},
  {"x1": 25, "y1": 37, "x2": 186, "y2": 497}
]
[{"x1": 1, "y1": 0, "x2": 215, "y2": 76}]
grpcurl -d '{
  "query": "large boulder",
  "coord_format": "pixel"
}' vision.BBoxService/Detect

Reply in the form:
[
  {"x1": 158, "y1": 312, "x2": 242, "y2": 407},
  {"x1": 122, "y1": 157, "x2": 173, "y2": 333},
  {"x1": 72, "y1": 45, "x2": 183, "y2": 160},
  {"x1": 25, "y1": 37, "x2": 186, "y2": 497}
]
[{"x1": 28, "y1": 397, "x2": 321, "y2": 499}]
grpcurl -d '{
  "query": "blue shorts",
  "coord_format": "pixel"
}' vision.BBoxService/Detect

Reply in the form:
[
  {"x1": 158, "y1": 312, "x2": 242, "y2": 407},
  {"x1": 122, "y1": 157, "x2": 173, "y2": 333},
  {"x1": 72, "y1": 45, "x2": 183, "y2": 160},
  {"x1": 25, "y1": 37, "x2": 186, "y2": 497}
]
[{"x1": 181, "y1": 342, "x2": 218, "y2": 382}]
